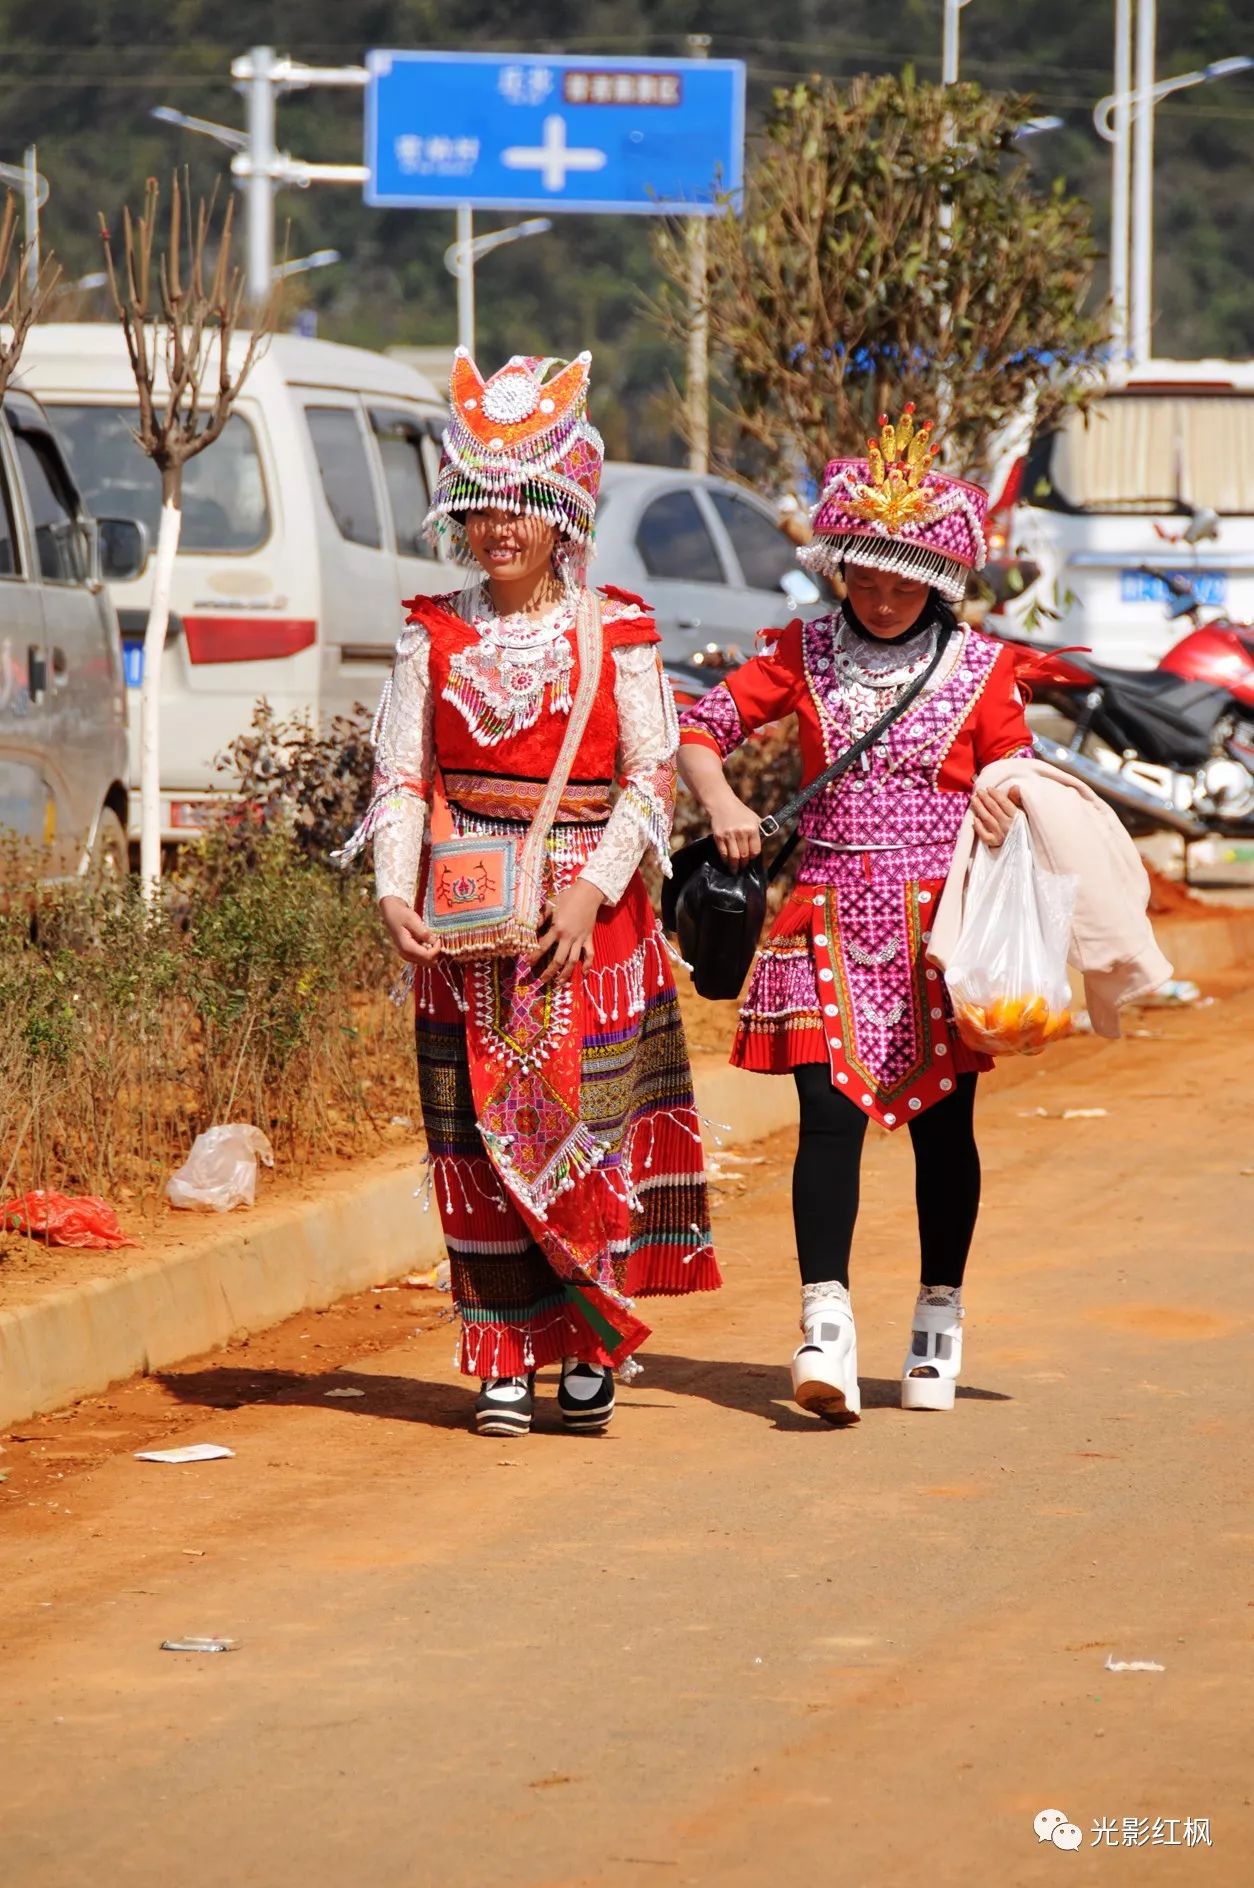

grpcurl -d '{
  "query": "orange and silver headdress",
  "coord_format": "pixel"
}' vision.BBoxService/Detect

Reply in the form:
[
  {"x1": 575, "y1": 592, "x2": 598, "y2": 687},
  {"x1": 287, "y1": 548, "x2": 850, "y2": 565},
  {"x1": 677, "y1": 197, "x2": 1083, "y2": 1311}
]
[
  {"x1": 799, "y1": 405, "x2": 988, "y2": 604},
  {"x1": 424, "y1": 348, "x2": 604, "y2": 570}
]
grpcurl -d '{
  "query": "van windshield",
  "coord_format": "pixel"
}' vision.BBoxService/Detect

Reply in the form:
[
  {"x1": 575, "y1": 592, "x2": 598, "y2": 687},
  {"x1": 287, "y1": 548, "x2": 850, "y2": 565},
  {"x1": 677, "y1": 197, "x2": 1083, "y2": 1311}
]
[
  {"x1": 1025, "y1": 393, "x2": 1254, "y2": 517},
  {"x1": 48, "y1": 405, "x2": 271, "y2": 552}
]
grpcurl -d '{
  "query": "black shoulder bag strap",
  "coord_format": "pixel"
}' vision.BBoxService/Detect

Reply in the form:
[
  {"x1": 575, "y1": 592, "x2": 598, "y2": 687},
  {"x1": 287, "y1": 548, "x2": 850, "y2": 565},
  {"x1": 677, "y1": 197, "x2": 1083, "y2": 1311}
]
[{"x1": 758, "y1": 623, "x2": 956, "y2": 882}]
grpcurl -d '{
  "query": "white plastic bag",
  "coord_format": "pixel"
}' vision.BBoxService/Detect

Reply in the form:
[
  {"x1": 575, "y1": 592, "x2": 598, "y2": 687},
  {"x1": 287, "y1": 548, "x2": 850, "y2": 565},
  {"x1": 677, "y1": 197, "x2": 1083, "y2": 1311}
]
[
  {"x1": 945, "y1": 816, "x2": 1077, "y2": 1057},
  {"x1": 166, "y1": 1124, "x2": 275, "y2": 1212}
]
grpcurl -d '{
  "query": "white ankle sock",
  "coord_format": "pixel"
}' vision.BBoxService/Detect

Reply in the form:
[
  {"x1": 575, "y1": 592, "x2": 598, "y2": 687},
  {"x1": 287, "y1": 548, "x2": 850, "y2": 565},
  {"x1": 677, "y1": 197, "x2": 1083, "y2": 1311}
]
[
  {"x1": 801, "y1": 1280, "x2": 852, "y2": 1322},
  {"x1": 917, "y1": 1284, "x2": 964, "y2": 1313}
]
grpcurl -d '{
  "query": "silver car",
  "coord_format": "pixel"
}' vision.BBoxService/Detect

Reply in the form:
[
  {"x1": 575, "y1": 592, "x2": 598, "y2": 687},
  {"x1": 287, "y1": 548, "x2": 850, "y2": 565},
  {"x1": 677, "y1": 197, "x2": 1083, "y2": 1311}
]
[
  {"x1": 0, "y1": 389, "x2": 142, "y2": 879},
  {"x1": 594, "y1": 463, "x2": 825, "y2": 690}
]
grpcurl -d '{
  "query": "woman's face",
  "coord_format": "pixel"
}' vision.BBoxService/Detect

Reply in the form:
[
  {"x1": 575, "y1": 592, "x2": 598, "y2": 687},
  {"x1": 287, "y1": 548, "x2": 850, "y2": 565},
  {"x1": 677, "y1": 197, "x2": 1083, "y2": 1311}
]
[
  {"x1": 464, "y1": 508, "x2": 558, "y2": 586},
  {"x1": 843, "y1": 564, "x2": 931, "y2": 638}
]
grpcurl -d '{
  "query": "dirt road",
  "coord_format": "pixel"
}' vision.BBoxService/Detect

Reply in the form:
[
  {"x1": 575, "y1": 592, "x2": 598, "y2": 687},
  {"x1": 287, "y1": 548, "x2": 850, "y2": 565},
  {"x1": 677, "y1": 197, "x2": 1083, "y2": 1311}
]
[{"x1": 1, "y1": 995, "x2": 1251, "y2": 1886}]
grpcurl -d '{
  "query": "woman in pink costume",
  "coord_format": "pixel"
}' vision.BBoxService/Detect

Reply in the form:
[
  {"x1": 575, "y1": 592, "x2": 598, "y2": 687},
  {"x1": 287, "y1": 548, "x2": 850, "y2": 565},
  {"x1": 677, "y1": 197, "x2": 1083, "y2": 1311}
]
[{"x1": 678, "y1": 408, "x2": 1029, "y2": 1422}]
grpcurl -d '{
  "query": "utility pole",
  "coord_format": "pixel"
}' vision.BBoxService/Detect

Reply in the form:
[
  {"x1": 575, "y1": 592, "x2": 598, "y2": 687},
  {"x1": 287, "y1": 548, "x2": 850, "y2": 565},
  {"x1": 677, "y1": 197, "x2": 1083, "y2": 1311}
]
[
  {"x1": 242, "y1": 47, "x2": 278, "y2": 309},
  {"x1": 214, "y1": 47, "x2": 370, "y2": 311},
  {"x1": 686, "y1": 33, "x2": 711, "y2": 476}
]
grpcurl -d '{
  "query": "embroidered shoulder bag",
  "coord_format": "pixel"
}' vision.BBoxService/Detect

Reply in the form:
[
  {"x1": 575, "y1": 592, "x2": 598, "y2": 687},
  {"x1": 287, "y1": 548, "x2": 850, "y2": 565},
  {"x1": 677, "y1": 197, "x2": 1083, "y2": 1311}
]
[{"x1": 423, "y1": 592, "x2": 604, "y2": 959}]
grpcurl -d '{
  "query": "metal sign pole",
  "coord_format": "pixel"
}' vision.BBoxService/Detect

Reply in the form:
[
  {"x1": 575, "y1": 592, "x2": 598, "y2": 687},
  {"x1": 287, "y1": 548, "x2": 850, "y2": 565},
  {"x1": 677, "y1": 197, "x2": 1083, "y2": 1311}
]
[{"x1": 456, "y1": 205, "x2": 475, "y2": 355}]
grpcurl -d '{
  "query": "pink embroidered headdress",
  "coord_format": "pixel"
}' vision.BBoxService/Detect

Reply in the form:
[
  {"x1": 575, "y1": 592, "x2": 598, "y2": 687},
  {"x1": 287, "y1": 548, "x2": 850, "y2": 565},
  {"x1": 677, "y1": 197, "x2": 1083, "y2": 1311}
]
[
  {"x1": 424, "y1": 348, "x2": 604, "y2": 575},
  {"x1": 799, "y1": 405, "x2": 988, "y2": 604}
]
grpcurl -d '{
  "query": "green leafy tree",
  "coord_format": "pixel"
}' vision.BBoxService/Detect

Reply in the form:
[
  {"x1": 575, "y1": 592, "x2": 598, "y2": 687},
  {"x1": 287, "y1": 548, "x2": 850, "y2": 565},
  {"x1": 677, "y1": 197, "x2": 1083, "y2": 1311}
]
[{"x1": 658, "y1": 73, "x2": 1110, "y2": 482}]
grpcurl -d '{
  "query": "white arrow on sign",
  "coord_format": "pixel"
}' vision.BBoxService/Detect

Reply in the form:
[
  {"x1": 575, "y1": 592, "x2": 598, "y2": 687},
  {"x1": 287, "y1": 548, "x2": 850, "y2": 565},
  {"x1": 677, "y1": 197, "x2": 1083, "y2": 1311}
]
[{"x1": 501, "y1": 114, "x2": 608, "y2": 192}]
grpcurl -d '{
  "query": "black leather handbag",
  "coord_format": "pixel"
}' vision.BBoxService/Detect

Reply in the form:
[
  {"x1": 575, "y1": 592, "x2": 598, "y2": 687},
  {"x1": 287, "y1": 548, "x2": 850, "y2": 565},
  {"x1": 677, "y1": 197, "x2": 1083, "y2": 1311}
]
[{"x1": 662, "y1": 628, "x2": 953, "y2": 1000}]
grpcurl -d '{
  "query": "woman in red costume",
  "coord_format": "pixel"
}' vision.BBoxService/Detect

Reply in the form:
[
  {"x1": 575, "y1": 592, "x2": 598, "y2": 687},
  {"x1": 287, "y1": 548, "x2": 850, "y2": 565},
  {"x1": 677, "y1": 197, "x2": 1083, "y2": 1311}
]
[
  {"x1": 678, "y1": 408, "x2": 1026, "y2": 1423},
  {"x1": 340, "y1": 349, "x2": 718, "y2": 1437}
]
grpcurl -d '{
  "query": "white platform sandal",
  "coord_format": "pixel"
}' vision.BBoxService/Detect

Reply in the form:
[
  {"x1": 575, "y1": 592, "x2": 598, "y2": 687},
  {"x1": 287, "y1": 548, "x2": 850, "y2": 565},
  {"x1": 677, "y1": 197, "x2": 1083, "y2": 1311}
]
[
  {"x1": 791, "y1": 1283, "x2": 861, "y2": 1425},
  {"x1": 901, "y1": 1287, "x2": 965, "y2": 1411}
]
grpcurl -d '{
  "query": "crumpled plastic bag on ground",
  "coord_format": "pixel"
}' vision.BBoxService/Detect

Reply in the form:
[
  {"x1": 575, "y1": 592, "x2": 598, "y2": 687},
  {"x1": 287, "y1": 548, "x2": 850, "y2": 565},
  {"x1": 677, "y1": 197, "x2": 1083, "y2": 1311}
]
[
  {"x1": 1, "y1": 1190, "x2": 139, "y2": 1249},
  {"x1": 166, "y1": 1125, "x2": 275, "y2": 1212}
]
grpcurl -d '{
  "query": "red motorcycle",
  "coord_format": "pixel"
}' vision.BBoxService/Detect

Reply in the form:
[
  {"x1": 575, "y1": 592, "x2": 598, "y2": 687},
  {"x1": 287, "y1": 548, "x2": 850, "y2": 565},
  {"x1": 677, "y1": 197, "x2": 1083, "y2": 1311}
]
[{"x1": 997, "y1": 566, "x2": 1254, "y2": 839}]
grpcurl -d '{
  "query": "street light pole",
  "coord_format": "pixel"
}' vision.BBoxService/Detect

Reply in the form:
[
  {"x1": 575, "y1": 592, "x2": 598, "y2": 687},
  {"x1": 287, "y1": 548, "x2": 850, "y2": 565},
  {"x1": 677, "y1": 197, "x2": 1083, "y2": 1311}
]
[
  {"x1": 1110, "y1": 0, "x2": 1133, "y2": 359},
  {"x1": 1097, "y1": 32, "x2": 1252, "y2": 370},
  {"x1": 443, "y1": 216, "x2": 552, "y2": 357},
  {"x1": 22, "y1": 146, "x2": 40, "y2": 298},
  {"x1": 942, "y1": 0, "x2": 973, "y2": 86},
  {"x1": 686, "y1": 33, "x2": 712, "y2": 476},
  {"x1": 1129, "y1": 0, "x2": 1157, "y2": 366},
  {"x1": 939, "y1": 1, "x2": 974, "y2": 258}
]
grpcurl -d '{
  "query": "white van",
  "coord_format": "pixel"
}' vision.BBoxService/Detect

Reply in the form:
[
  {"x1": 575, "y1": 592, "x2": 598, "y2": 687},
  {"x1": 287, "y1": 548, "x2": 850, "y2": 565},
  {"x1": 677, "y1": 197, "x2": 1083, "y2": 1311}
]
[
  {"x1": 16, "y1": 326, "x2": 461, "y2": 838},
  {"x1": 984, "y1": 358, "x2": 1254, "y2": 669}
]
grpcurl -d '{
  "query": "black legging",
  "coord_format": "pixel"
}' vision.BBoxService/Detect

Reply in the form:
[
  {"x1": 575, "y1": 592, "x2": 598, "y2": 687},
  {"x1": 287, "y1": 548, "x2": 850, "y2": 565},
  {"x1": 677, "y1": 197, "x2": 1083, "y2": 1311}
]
[{"x1": 792, "y1": 1065, "x2": 980, "y2": 1290}]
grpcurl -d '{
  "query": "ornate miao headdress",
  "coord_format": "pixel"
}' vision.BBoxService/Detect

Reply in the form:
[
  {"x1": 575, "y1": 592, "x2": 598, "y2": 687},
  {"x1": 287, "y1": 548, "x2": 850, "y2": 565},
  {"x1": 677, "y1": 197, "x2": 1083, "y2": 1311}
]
[
  {"x1": 798, "y1": 404, "x2": 988, "y2": 604},
  {"x1": 424, "y1": 348, "x2": 605, "y2": 577}
]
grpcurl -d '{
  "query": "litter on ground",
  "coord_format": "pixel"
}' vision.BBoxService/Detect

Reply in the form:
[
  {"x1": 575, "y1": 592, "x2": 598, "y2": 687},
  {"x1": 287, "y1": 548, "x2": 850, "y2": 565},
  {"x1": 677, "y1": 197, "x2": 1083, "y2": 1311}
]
[{"x1": 134, "y1": 1444, "x2": 235, "y2": 1465}]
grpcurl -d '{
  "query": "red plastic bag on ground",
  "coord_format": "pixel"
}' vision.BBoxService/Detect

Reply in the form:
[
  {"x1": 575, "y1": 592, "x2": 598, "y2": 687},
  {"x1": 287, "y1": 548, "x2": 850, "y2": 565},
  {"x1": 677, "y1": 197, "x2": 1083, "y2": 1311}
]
[{"x1": 0, "y1": 1190, "x2": 139, "y2": 1249}]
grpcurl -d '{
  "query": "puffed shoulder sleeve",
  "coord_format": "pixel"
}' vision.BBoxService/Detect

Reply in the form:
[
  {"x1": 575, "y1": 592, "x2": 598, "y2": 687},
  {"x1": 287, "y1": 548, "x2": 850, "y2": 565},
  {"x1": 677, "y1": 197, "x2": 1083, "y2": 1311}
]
[
  {"x1": 332, "y1": 622, "x2": 433, "y2": 906},
  {"x1": 972, "y1": 645, "x2": 1034, "y2": 768},
  {"x1": 678, "y1": 619, "x2": 808, "y2": 758}
]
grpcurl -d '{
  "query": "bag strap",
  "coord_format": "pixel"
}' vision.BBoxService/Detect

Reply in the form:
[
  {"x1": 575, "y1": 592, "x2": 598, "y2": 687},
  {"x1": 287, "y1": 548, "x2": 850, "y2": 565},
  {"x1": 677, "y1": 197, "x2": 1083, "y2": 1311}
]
[
  {"x1": 757, "y1": 623, "x2": 956, "y2": 881},
  {"x1": 515, "y1": 590, "x2": 604, "y2": 915}
]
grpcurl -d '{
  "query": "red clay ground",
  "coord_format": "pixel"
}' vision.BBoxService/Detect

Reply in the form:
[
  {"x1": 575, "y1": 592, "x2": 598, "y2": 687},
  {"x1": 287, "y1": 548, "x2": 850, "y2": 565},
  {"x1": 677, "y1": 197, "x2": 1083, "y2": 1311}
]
[{"x1": 1, "y1": 986, "x2": 1251, "y2": 1885}]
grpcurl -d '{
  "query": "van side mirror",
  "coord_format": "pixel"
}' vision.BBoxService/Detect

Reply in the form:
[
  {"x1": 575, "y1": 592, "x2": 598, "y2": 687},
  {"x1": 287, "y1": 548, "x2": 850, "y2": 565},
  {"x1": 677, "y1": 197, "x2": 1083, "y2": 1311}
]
[{"x1": 99, "y1": 516, "x2": 150, "y2": 583}]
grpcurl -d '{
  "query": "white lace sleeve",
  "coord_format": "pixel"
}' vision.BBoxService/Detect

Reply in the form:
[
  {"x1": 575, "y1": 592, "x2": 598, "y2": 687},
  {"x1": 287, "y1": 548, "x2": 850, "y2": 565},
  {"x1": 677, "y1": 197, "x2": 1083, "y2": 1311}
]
[
  {"x1": 579, "y1": 643, "x2": 679, "y2": 905},
  {"x1": 332, "y1": 625, "x2": 433, "y2": 907}
]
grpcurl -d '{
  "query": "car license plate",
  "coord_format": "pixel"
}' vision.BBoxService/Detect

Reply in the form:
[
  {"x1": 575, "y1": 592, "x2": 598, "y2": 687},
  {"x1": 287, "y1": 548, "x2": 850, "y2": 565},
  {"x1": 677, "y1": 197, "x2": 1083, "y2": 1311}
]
[
  {"x1": 122, "y1": 642, "x2": 144, "y2": 687},
  {"x1": 1120, "y1": 569, "x2": 1228, "y2": 607}
]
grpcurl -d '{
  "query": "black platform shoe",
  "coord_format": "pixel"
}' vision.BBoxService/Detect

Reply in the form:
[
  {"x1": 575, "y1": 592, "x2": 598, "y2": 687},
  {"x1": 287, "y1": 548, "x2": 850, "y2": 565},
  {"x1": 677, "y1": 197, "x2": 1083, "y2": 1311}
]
[
  {"x1": 474, "y1": 1373, "x2": 536, "y2": 1437},
  {"x1": 557, "y1": 1360, "x2": 615, "y2": 1433}
]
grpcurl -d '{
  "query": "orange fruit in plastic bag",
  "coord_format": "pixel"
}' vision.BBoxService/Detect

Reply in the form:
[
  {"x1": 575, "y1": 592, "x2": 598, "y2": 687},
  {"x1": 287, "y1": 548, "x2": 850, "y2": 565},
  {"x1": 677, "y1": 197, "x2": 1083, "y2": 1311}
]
[{"x1": 954, "y1": 994, "x2": 1072, "y2": 1058}]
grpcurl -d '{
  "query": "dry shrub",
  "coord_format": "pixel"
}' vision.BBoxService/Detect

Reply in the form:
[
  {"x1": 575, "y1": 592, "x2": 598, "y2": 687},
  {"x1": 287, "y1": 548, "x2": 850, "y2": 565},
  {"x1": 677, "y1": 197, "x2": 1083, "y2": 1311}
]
[{"x1": 0, "y1": 714, "x2": 413, "y2": 1221}]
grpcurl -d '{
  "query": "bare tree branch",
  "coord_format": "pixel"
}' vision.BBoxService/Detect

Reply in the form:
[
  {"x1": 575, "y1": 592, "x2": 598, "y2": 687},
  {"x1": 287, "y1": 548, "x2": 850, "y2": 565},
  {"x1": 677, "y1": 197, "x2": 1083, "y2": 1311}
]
[
  {"x1": 98, "y1": 170, "x2": 285, "y2": 498},
  {"x1": 0, "y1": 191, "x2": 63, "y2": 402}
]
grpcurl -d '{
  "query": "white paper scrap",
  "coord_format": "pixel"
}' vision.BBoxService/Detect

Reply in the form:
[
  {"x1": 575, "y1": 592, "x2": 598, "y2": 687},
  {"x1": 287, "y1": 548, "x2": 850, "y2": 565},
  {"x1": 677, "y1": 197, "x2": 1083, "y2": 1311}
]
[{"x1": 134, "y1": 1444, "x2": 235, "y2": 1464}]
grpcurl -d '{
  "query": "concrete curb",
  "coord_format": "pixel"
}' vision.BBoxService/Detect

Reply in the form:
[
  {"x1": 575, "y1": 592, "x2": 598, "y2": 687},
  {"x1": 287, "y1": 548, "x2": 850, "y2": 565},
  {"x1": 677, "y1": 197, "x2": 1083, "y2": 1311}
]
[
  {"x1": 1154, "y1": 907, "x2": 1254, "y2": 981},
  {"x1": 0, "y1": 1066, "x2": 799, "y2": 1431}
]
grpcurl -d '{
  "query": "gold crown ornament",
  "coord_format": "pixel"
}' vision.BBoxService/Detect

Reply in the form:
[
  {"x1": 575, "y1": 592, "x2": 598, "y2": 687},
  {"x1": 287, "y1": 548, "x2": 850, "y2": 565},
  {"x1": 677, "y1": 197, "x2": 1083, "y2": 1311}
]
[{"x1": 846, "y1": 405, "x2": 940, "y2": 532}]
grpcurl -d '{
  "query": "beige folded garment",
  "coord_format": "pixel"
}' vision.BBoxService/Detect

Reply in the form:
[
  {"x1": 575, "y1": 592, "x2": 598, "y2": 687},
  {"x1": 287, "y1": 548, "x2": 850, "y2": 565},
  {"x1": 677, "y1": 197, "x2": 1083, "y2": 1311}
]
[{"x1": 930, "y1": 756, "x2": 1172, "y2": 1038}]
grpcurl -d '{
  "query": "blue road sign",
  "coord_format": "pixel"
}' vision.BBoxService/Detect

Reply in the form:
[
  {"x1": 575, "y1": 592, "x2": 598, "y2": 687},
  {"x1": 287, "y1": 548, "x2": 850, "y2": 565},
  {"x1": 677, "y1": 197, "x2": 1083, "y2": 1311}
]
[{"x1": 364, "y1": 51, "x2": 745, "y2": 214}]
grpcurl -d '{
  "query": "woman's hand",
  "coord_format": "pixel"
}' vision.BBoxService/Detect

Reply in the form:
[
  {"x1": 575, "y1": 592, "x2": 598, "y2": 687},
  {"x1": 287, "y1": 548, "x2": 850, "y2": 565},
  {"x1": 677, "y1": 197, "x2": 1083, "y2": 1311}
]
[
  {"x1": 970, "y1": 782, "x2": 1023, "y2": 849},
  {"x1": 379, "y1": 894, "x2": 440, "y2": 963},
  {"x1": 528, "y1": 878, "x2": 605, "y2": 987},
  {"x1": 708, "y1": 786, "x2": 763, "y2": 869}
]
